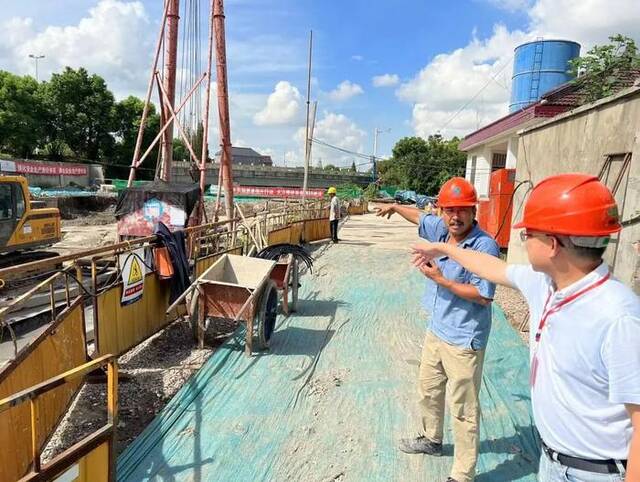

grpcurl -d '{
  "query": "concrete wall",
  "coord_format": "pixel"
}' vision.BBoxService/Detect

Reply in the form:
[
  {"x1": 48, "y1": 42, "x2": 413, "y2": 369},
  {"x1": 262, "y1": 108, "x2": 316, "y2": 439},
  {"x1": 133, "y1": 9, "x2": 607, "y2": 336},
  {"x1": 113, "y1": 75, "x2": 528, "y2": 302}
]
[
  {"x1": 507, "y1": 87, "x2": 640, "y2": 291},
  {"x1": 171, "y1": 162, "x2": 372, "y2": 188},
  {"x1": 465, "y1": 146, "x2": 492, "y2": 198}
]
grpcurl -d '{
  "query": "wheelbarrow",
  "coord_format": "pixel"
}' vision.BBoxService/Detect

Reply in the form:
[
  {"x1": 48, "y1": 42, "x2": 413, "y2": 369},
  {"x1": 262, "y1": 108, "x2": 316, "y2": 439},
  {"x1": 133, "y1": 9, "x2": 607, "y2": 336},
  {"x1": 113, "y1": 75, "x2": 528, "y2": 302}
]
[
  {"x1": 269, "y1": 255, "x2": 299, "y2": 315},
  {"x1": 168, "y1": 254, "x2": 279, "y2": 356}
]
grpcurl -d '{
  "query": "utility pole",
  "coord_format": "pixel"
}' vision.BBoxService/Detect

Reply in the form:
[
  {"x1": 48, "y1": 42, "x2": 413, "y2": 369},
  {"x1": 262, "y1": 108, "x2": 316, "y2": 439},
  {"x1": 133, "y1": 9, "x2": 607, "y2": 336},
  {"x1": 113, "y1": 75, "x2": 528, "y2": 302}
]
[
  {"x1": 28, "y1": 54, "x2": 45, "y2": 82},
  {"x1": 372, "y1": 127, "x2": 390, "y2": 183},
  {"x1": 302, "y1": 30, "x2": 313, "y2": 202}
]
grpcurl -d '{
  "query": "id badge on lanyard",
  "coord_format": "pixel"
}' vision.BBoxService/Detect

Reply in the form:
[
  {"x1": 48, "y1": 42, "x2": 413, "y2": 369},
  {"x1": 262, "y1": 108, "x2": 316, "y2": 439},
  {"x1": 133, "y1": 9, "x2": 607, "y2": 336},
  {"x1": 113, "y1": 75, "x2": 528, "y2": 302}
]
[{"x1": 530, "y1": 273, "x2": 610, "y2": 387}]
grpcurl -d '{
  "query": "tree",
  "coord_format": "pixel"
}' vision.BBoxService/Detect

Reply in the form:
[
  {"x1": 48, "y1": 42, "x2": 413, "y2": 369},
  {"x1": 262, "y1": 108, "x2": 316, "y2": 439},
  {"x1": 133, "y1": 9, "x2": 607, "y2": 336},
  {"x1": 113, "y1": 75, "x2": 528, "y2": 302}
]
[
  {"x1": 0, "y1": 72, "x2": 46, "y2": 157},
  {"x1": 44, "y1": 67, "x2": 116, "y2": 160},
  {"x1": 379, "y1": 135, "x2": 466, "y2": 195},
  {"x1": 350, "y1": 161, "x2": 357, "y2": 173},
  {"x1": 111, "y1": 96, "x2": 161, "y2": 179},
  {"x1": 568, "y1": 35, "x2": 640, "y2": 102}
]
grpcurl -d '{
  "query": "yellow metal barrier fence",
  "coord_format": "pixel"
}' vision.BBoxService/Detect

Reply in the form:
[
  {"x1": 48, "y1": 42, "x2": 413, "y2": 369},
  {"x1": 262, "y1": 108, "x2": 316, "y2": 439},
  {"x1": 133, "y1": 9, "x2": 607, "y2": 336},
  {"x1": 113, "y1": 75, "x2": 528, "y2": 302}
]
[
  {"x1": 95, "y1": 272, "x2": 171, "y2": 357},
  {"x1": 0, "y1": 298, "x2": 87, "y2": 482},
  {"x1": 0, "y1": 355, "x2": 117, "y2": 482}
]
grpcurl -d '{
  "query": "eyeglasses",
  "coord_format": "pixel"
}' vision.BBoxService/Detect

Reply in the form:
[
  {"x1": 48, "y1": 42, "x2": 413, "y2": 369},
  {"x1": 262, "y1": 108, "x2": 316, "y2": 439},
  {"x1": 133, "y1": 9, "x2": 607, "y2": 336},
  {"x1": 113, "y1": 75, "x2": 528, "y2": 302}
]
[{"x1": 519, "y1": 231, "x2": 565, "y2": 247}]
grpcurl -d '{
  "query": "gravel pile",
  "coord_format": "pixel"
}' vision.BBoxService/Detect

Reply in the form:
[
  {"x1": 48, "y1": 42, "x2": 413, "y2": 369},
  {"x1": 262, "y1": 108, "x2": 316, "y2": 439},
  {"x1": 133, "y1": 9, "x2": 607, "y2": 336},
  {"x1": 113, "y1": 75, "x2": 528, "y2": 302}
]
[{"x1": 494, "y1": 285, "x2": 530, "y2": 344}]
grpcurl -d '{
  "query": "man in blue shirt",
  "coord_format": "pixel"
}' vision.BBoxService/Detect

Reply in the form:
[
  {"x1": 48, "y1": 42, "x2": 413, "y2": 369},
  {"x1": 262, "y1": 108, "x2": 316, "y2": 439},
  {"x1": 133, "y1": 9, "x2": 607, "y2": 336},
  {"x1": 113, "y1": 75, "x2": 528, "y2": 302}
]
[{"x1": 376, "y1": 177, "x2": 499, "y2": 482}]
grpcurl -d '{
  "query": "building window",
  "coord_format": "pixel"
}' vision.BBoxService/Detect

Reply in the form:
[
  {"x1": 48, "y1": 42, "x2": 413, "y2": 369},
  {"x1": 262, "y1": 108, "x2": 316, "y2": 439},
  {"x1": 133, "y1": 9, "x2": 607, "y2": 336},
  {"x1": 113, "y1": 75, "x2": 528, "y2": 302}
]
[
  {"x1": 469, "y1": 156, "x2": 477, "y2": 185},
  {"x1": 492, "y1": 152, "x2": 507, "y2": 171}
]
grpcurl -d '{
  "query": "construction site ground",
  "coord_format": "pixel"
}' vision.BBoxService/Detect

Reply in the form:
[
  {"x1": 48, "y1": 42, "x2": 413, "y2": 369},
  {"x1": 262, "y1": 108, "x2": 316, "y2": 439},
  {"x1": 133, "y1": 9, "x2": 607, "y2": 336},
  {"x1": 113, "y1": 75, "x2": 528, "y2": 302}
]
[{"x1": 101, "y1": 212, "x2": 538, "y2": 482}]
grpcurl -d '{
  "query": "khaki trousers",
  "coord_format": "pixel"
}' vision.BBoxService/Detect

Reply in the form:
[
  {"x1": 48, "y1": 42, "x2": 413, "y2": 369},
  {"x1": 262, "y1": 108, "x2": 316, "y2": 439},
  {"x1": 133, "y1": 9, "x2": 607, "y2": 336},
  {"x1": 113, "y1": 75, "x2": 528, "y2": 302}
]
[{"x1": 418, "y1": 331, "x2": 485, "y2": 482}]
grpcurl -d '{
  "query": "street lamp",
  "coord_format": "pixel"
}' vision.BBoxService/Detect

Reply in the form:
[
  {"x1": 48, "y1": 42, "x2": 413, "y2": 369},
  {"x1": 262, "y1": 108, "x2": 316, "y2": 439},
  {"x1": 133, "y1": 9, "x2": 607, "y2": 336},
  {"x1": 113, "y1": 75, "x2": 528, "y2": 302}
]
[
  {"x1": 372, "y1": 127, "x2": 391, "y2": 182},
  {"x1": 28, "y1": 54, "x2": 45, "y2": 82}
]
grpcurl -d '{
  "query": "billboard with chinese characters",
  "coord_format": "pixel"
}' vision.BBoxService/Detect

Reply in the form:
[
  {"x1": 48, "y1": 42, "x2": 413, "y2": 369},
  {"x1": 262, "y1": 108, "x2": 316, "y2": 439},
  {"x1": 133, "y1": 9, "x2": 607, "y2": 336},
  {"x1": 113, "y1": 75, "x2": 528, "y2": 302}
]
[
  {"x1": 211, "y1": 185, "x2": 324, "y2": 199},
  {"x1": 0, "y1": 160, "x2": 89, "y2": 177}
]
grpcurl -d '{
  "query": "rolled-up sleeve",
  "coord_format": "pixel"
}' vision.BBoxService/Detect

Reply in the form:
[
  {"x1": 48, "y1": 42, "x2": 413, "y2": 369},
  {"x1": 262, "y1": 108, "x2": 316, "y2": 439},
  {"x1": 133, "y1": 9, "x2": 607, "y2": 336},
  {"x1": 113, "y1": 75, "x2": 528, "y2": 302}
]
[{"x1": 418, "y1": 214, "x2": 443, "y2": 242}]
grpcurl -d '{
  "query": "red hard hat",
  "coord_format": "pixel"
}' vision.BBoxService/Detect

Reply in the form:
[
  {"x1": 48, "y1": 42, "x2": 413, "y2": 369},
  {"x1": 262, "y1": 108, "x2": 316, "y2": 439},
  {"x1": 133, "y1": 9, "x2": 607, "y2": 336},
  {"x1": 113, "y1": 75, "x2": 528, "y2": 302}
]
[
  {"x1": 513, "y1": 173, "x2": 621, "y2": 236},
  {"x1": 437, "y1": 177, "x2": 478, "y2": 207}
]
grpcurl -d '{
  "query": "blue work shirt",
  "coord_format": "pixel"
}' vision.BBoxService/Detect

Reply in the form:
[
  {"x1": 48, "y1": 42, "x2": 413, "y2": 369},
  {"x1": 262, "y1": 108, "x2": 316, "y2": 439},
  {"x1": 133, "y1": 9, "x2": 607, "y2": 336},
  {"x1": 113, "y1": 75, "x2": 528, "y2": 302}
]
[{"x1": 418, "y1": 214, "x2": 499, "y2": 350}]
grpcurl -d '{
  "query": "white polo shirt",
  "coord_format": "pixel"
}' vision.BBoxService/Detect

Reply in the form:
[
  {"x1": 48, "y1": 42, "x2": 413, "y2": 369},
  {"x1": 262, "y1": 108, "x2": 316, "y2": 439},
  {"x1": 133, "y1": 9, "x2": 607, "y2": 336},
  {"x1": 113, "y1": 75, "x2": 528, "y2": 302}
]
[
  {"x1": 507, "y1": 262, "x2": 640, "y2": 460},
  {"x1": 329, "y1": 196, "x2": 340, "y2": 221}
]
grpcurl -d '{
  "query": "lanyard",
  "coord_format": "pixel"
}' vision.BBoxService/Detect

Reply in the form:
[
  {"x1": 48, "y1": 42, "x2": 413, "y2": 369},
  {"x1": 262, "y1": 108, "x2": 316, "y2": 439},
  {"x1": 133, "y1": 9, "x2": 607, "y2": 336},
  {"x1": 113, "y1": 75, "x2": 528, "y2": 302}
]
[{"x1": 533, "y1": 272, "x2": 611, "y2": 347}]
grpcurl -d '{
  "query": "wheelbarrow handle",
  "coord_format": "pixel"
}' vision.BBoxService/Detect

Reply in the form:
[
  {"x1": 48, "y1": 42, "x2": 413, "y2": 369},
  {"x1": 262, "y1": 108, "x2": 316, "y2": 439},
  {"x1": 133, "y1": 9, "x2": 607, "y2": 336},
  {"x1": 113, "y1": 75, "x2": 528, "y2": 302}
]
[{"x1": 166, "y1": 283, "x2": 198, "y2": 314}]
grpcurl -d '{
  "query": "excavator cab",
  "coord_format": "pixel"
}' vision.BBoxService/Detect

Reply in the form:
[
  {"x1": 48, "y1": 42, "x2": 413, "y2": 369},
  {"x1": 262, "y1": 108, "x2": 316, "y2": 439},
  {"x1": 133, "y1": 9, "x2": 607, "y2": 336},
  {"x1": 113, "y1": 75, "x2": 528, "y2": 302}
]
[{"x1": 0, "y1": 176, "x2": 61, "y2": 254}]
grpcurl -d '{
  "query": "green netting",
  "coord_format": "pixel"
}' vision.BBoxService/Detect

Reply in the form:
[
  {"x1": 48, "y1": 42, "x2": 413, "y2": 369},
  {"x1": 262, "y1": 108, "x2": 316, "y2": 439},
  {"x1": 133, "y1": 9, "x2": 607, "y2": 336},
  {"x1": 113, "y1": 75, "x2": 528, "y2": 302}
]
[
  {"x1": 379, "y1": 185, "x2": 399, "y2": 198},
  {"x1": 334, "y1": 184, "x2": 363, "y2": 200},
  {"x1": 112, "y1": 179, "x2": 149, "y2": 192},
  {"x1": 117, "y1": 241, "x2": 538, "y2": 482}
]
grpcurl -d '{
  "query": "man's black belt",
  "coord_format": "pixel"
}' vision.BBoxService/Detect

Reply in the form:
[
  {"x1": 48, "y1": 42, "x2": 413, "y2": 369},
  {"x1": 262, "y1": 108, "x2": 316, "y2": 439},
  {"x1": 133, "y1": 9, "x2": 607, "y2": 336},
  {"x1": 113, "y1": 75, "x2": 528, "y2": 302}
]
[{"x1": 542, "y1": 441, "x2": 627, "y2": 475}]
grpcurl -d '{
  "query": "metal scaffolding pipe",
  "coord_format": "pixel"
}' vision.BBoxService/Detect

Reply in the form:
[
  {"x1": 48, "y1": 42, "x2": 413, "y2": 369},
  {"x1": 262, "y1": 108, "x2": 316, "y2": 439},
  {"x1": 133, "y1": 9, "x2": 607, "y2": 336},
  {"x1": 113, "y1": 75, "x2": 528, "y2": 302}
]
[
  {"x1": 127, "y1": 1, "x2": 170, "y2": 186},
  {"x1": 198, "y1": 0, "x2": 216, "y2": 224},
  {"x1": 160, "y1": 0, "x2": 180, "y2": 182},
  {"x1": 213, "y1": 0, "x2": 234, "y2": 219}
]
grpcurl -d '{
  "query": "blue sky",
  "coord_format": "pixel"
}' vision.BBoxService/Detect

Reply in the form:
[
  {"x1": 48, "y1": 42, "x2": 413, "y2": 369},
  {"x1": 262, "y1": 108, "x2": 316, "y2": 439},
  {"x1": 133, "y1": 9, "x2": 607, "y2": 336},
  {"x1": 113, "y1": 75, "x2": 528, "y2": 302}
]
[{"x1": 1, "y1": 0, "x2": 638, "y2": 167}]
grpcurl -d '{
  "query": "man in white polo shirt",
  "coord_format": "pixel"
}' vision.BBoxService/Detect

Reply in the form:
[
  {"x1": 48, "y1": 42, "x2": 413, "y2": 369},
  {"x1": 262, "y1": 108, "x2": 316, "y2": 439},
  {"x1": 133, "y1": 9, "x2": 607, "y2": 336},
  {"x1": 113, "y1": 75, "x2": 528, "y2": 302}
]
[{"x1": 410, "y1": 173, "x2": 639, "y2": 482}]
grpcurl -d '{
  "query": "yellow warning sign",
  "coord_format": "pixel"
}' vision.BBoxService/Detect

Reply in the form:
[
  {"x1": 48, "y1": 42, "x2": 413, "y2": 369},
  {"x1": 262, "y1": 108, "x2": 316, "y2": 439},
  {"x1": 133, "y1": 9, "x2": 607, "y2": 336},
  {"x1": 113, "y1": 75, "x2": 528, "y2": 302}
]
[
  {"x1": 128, "y1": 258, "x2": 143, "y2": 284},
  {"x1": 120, "y1": 248, "x2": 146, "y2": 305}
]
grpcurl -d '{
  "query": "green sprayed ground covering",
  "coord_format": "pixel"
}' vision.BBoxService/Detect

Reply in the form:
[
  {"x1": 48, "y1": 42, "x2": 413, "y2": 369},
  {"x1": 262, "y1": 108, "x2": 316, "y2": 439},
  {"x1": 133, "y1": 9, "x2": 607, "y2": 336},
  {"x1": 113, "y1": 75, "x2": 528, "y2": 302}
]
[{"x1": 118, "y1": 235, "x2": 538, "y2": 482}]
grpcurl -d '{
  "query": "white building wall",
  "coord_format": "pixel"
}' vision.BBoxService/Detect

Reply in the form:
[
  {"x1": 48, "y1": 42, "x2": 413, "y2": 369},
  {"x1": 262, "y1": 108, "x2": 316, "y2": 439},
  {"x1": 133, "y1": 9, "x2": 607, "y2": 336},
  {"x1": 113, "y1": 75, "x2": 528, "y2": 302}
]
[{"x1": 506, "y1": 136, "x2": 518, "y2": 169}]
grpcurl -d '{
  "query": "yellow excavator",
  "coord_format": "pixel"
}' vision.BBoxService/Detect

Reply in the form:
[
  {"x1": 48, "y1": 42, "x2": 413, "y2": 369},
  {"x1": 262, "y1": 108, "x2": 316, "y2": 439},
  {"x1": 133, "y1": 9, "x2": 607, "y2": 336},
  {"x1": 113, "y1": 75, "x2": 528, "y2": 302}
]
[{"x1": 0, "y1": 175, "x2": 61, "y2": 259}]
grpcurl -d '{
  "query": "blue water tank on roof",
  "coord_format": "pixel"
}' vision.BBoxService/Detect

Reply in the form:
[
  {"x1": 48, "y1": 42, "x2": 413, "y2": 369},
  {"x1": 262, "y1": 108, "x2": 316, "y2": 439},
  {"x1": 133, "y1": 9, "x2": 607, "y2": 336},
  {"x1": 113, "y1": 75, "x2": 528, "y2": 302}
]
[{"x1": 509, "y1": 39, "x2": 580, "y2": 113}]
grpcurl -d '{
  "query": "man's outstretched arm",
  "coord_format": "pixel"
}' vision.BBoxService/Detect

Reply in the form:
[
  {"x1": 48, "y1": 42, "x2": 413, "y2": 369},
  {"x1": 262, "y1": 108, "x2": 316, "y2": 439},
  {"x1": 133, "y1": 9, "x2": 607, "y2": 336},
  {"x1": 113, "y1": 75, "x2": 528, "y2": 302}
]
[
  {"x1": 375, "y1": 204, "x2": 423, "y2": 225},
  {"x1": 412, "y1": 241, "x2": 514, "y2": 288}
]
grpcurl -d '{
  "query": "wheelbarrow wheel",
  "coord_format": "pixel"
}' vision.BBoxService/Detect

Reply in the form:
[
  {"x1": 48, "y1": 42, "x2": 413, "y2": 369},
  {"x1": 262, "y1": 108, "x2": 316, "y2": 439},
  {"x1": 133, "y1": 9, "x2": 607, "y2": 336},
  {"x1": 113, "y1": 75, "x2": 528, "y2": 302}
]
[
  {"x1": 253, "y1": 279, "x2": 278, "y2": 350},
  {"x1": 288, "y1": 258, "x2": 299, "y2": 313}
]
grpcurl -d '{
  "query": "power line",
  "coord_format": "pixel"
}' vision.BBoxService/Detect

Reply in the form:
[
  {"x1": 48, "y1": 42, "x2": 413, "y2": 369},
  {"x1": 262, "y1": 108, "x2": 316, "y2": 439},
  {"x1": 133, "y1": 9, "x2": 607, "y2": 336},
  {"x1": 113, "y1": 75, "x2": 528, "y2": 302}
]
[
  {"x1": 311, "y1": 138, "x2": 379, "y2": 161},
  {"x1": 438, "y1": 54, "x2": 514, "y2": 133}
]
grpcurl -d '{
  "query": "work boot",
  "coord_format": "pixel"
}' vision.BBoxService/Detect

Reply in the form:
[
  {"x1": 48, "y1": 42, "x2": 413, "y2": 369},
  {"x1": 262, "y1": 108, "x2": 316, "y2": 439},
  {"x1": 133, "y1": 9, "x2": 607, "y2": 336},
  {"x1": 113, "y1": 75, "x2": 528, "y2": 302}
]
[{"x1": 398, "y1": 435, "x2": 442, "y2": 455}]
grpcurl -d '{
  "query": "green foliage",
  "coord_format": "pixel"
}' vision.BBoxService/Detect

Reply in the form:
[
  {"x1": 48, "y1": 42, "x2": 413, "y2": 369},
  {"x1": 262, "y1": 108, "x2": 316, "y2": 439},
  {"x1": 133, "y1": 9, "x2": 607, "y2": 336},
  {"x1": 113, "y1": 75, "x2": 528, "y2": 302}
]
[
  {"x1": 0, "y1": 71, "x2": 46, "y2": 157},
  {"x1": 378, "y1": 135, "x2": 466, "y2": 195},
  {"x1": 110, "y1": 95, "x2": 161, "y2": 179},
  {"x1": 350, "y1": 161, "x2": 357, "y2": 173},
  {"x1": 0, "y1": 67, "x2": 171, "y2": 180},
  {"x1": 44, "y1": 67, "x2": 116, "y2": 160},
  {"x1": 568, "y1": 35, "x2": 640, "y2": 102}
]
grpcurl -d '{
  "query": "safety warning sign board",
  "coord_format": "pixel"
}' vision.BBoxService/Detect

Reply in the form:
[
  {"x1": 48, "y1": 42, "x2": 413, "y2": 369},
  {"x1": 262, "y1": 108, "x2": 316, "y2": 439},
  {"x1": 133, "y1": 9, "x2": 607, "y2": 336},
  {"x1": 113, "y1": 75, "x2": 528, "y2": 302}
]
[{"x1": 120, "y1": 248, "x2": 146, "y2": 305}]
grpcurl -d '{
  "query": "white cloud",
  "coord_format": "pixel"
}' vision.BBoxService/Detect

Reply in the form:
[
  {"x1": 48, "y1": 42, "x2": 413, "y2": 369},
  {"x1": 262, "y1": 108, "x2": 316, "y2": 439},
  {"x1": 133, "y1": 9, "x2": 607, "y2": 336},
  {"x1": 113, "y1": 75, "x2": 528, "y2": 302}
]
[
  {"x1": 327, "y1": 80, "x2": 364, "y2": 102},
  {"x1": 294, "y1": 111, "x2": 367, "y2": 167},
  {"x1": 397, "y1": 0, "x2": 640, "y2": 139},
  {"x1": 253, "y1": 81, "x2": 302, "y2": 126},
  {"x1": 529, "y1": 0, "x2": 640, "y2": 49},
  {"x1": 372, "y1": 73, "x2": 400, "y2": 87},
  {"x1": 351, "y1": 55, "x2": 364, "y2": 61},
  {"x1": 0, "y1": 0, "x2": 152, "y2": 98}
]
